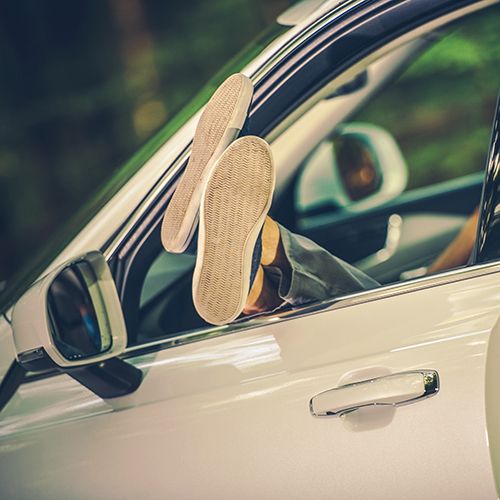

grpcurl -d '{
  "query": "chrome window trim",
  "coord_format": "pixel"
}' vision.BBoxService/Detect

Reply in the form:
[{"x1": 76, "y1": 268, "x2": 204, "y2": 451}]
[
  {"x1": 249, "y1": 0, "x2": 369, "y2": 84},
  {"x1": 124, "y1": 259, "x2": 500, "y2": 357},
  {"x1": 251, "y1": 0, "x2": 496, "y2": 85}
]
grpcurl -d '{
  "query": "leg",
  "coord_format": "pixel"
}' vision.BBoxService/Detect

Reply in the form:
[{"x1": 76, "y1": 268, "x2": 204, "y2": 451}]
[
  {"x1": 243, "y1": 216, "x2": 379, "y2": 314},
  {"x1": 192, "y1": 136, "x2": 275, "y2": 325},
  {"x1": 187, "y1": 134, "x2": 377, "y2": 325},
  {"x1": 243, "y1": 265, "x2": 282, "y2": 315},
  {"x1": 243, "y1": 217, "x2": 287, "y2": 314},
  {"x1": 161, "y1": 73, "x2": 253, "y2": 253},
  {"x1": 427, "y1": 207, "x2": 479, "y2": 274}
]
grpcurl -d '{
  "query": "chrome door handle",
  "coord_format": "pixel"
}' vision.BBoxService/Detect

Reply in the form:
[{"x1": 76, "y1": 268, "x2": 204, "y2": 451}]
[{"x1": 310, "y1": 370, "x2": 439, "y2": 417}]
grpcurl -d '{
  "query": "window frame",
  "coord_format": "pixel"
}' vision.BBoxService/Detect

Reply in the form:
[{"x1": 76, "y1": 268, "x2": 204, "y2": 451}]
[
  {"x1": 474, "y1": 95, "x2": 500, "y2": 264},
  {"x1": 111, "y1": 0, "x2": 500, "y2": 353}
]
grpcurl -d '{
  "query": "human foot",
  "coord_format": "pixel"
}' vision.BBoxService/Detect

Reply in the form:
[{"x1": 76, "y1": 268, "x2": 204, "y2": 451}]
[
  {"x1": 161, "y1": 73, "x2": 253, "y2": 253},
  {"x1": 242, "y1": 265, "x2": 282, "y2": 315},
  {"x1": 192, "y1": 136, "x2": 275, "y2": 325}
]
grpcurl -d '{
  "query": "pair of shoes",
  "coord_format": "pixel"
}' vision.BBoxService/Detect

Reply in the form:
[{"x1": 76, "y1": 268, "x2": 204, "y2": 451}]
[{"x1": 161, "y1": 74, "x2": 275, "y2": 326}]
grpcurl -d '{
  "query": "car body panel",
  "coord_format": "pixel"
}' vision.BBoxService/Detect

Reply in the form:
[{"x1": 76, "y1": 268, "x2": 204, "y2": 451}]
[{"x1": 2, "y1": 269, "x2": 500, "y2": 498}]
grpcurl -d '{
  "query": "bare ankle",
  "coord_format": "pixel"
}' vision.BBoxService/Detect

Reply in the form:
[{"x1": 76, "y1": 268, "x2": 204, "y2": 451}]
[
  {"x1": 243, "y1": 266, "x2": 282, "y2": 315},
  {"x1": 260, "y1": 217, "x2": 281, "y2": 266}
]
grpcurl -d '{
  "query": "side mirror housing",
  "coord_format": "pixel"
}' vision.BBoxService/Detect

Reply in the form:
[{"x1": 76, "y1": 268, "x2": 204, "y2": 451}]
[
  {"x1": 296, "y1": 122, "x2": 408, "y2": 216},
  {"x1": 11, "y1": 252, "x2": 142, "y2": 398}
]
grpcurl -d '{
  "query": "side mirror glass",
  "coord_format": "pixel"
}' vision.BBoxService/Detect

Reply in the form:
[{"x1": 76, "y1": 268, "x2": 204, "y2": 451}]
[
  {"x1": 296, "y1": 122, "x2": 408, "y2": 218},
  {"x1": 11, "y1": 252, "x2": 141, "y2": 398},
  {"x1": 334, "y1": 134, "x2": 381, "y2": 201},
  {"x1": 48, "y1": 259, "x2": 113, "y2": 362}
]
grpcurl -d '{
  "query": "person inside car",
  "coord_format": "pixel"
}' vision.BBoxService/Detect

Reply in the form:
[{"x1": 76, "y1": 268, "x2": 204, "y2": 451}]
[{"x1": 161, "y1": 74, "x2": 478, "y2": 326}]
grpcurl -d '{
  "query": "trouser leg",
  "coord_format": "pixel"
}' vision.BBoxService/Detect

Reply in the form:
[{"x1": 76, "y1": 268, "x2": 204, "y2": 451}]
[{"x1": 265, "y1": 223, "x2": 379, "y2": 307}]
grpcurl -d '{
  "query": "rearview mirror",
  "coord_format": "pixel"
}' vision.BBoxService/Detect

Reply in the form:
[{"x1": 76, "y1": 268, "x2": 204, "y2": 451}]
[
  {"x1": 12, "y1": 252, "x2": 142, "y2": 398},
  {"x1": 296, "y1": 122, "x2": 408, "y2": 217}
]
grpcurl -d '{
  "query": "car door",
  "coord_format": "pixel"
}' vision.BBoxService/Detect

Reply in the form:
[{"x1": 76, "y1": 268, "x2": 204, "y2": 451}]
[
  {"x1": 2, "y1": 257, "x2": 500, "y2": 499},
  {"x1": 2, "y1": 1, "x2": 500, "y2": 499}
]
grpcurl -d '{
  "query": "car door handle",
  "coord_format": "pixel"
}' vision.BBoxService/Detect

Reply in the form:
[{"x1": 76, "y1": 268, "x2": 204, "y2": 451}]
[{"x1": 310, "y1": 370, "x2": 439, "y2": 417}]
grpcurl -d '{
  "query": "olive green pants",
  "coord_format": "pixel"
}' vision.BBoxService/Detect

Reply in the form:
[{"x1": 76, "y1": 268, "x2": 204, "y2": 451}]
[{"x1": 266, "y1": 223, "x2": 379, "y2": 307}]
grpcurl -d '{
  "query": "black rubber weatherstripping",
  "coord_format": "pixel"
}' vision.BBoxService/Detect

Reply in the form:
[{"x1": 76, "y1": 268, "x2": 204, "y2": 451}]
[{"x1": 0, "y1": 361, "x2": 25, "y2": 412}]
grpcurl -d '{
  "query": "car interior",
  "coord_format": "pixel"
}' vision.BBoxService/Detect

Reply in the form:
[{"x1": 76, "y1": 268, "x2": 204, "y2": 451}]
[{"x1": 119, "y1": 5, "x2": 498, "y2": 346}]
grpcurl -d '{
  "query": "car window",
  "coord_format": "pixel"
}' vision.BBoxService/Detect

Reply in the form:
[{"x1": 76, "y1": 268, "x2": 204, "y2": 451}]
[
  {"x1": 296, "y1": 6, "x2": 499, "y2": 219},
  {"x1": 133, "y1": 4, "x2": 500, "y2": 345},
  {"x1": 294, "y1": 5, "x2": 499, "y2": 282},
  {"x1": 349, "y1": 12, "x2": 498, "y2": 193}
]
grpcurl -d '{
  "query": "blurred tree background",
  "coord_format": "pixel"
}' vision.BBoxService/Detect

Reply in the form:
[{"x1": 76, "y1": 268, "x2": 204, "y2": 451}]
[{"x1": 0, "y1": 0, "x2": 293, "y2": 295}]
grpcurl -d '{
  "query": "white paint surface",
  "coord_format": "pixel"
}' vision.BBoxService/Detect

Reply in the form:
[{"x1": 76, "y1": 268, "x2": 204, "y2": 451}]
[{"x1": 1, "y1": 273, "x2": 499, "y2": 499}]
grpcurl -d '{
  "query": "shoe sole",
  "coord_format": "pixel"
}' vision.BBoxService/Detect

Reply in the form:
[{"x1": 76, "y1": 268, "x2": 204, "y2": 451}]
[
  {"x1": 193, "y1": 136, "x2": 275, "y2": 326},
  {"x1": 161, "y1": 73, "x2": 253, "y2": 253}
]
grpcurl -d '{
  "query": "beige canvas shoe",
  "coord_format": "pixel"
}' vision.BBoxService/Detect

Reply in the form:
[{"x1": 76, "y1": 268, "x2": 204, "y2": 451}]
[
  {"x1": 161, "y1": 73, "x2": 253, "y2": 253},
  {"x1": 192, "y1": 136, "x2": 275, "y2": 326}
]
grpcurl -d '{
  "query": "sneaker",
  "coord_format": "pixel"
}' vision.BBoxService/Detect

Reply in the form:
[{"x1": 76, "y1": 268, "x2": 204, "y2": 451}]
[
  {"x1": 192, "y1": 136, "x2": 275, "y2": 325},
  {"x1": 161, "y1": 73, "x2": 253, "y2": 253}
]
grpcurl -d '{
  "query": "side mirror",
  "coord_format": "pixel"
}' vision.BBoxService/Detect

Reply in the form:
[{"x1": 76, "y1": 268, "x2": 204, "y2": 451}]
[
  {"x1": 11, "y1": 252, "x2": 142, "y2": 398},
  {"x1": 296, "y1": 122, "x2": 408, "y2": 216}
]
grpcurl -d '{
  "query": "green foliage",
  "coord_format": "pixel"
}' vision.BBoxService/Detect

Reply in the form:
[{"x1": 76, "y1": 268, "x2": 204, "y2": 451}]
[{"x1": 354, "y1": 5, "x2": 500, "y2": 191}]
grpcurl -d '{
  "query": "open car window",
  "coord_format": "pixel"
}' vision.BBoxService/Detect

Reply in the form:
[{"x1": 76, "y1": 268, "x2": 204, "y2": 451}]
[
  {"x1": 132, "y1": 3, "x2": 500, "y2": 345},
  {"x1": 293, "y1": 4, "x2": 498, "y2": 283}
]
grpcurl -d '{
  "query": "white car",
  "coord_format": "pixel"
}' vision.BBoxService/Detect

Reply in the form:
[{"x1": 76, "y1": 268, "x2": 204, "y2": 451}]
[{"x1": 2, "y1": 0, "x2": 500, "y2": 498}]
